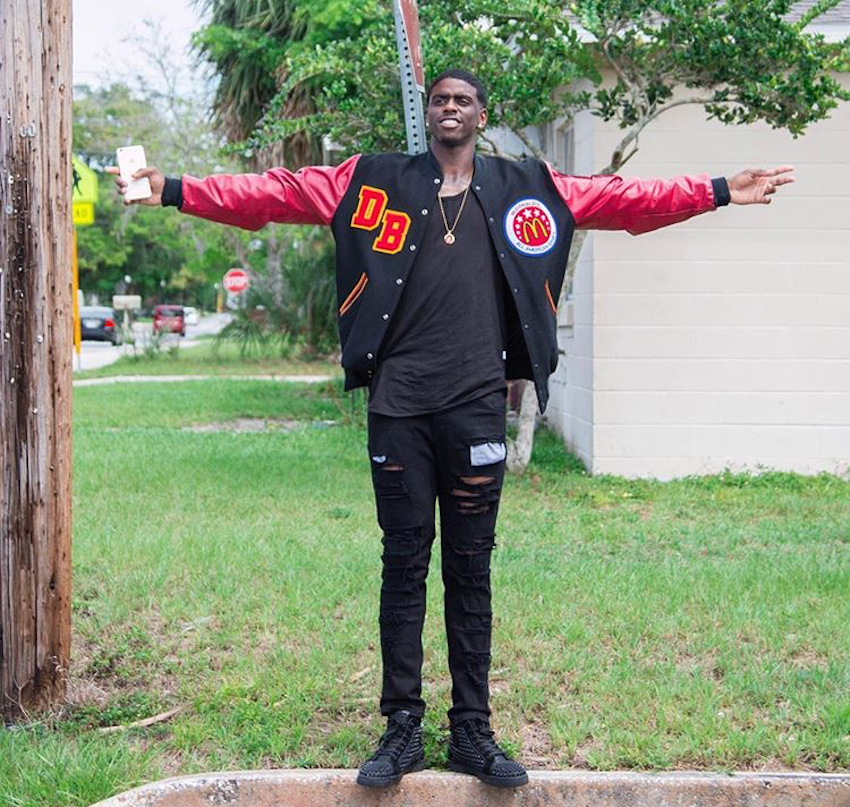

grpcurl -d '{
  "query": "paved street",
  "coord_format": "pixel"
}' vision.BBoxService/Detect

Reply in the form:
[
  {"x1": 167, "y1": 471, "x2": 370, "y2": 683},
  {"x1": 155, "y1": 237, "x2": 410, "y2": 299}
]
[{"x1": 72, "y1": 312, "x2": 232, "y2": 373}]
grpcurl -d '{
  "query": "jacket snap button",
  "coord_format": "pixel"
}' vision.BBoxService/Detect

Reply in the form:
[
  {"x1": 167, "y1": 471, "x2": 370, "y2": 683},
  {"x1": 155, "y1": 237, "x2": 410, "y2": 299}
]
[
  {"x1": 382, "y1": 313, "x2": 389, "y2": 320},
  {"x1": 513, "y1": 288, "x2": 519, "y2": 294},
  {"x1": 524, "y1": 324, "x2": 529, "y2": 329},
  {"x1": 489, "y1": 217, "x2": 494, "y2": 223},
  {"x1": 421, "y1": 208, "x2": 428, "y2": 215},
  {"x1": 409, "y1": 244, "x2": 416, "y2": 251},
  {"x1": 433, "y1": 178, "x2": 440, "y2": 184},
  {"x1": 396, "y1": 278, "x2": 403, "y2": 285},
  {"x1": 367, "y1": 352, "x2": 374, "y2": 359},
  {"x1": 475, "y1": 185, "x2": 481, "y2": 191}
]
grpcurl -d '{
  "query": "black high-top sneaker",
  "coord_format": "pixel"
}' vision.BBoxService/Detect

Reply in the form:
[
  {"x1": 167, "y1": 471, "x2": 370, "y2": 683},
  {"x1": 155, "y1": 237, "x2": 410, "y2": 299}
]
[
  {"x1": 448, "y1": 719, "x2": 529, "y2": 787},
  {"x1": 356, "y1": 710, "x2": 426, "y2": 788}
]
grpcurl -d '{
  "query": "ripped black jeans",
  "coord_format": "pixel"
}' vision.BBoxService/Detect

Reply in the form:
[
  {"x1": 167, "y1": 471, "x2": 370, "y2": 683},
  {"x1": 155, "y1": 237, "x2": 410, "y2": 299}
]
[{"x1": 367, "y1": 389, "x2": 507, "y2": 726}]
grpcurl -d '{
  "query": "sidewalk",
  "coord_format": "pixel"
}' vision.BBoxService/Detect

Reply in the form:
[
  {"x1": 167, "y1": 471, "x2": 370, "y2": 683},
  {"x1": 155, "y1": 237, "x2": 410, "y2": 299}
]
[
  {"x1": 90, "y1": 769, "x2": 850, "y2": 807},
  {"x1": 72, "y1": 313, "x2": 232, "y2": 373},
  {"x1": 73, "y1": 374, "x2": 335, "y2": 387}
]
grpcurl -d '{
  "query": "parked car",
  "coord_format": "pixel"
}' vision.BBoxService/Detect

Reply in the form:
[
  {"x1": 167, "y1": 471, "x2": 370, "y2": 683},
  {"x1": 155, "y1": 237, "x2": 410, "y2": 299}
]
[
  {"x1": 183, "y1": 306, "x2": 199, "y2": 326},
  {"x1": 79, "y1": 306, "x2": 121, "y2": 345},
  {"x1": 153, "y1": 305, "x2": 186, "y2": 337}
]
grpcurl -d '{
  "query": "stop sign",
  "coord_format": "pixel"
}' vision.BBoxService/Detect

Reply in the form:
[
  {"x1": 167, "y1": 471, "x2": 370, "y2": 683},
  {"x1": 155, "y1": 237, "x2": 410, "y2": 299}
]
[{"x1": 223, "y1": 268, "x2": 249, "y2": 294}]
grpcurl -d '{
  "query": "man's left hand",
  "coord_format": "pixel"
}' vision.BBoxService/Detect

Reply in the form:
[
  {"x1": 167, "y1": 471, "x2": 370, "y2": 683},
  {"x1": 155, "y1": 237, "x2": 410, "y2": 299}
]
[{"x1": 727, "y1": 166, "x2": 795, "y2": 205}]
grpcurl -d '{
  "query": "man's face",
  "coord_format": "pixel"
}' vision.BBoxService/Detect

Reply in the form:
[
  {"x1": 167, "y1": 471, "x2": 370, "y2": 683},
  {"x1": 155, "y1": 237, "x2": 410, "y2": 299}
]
[{"x1": 426, "y1": 77, "x2": 487, "y2": 147}]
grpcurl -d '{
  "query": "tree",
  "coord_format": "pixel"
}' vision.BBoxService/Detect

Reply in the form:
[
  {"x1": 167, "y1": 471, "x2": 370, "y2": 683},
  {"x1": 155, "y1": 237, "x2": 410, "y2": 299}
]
[
  {"x1": 72, "y1": 35, "x2": 252, "y2": 307},
  {"x1": 238, "y1": 0, "x2": 847, "y2": 470},
  {"x1": 190, "y1": 0, "x2": 355, "y2": 169},
  {"x1": 191, "y1": 0, "x2": 373, "y2": 348},
  {"x1": 241, "y1": 0, "x2": 593, "y2": 157},
  {"x1": 73, "y1": 83, "x2": 217, "y2": 303}
]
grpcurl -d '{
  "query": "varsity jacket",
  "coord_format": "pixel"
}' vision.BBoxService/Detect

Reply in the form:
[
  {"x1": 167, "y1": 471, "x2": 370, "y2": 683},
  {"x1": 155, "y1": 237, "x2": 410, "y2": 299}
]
[{"x1": 163, "y1": 150, "x2": 729, "y2": 412}]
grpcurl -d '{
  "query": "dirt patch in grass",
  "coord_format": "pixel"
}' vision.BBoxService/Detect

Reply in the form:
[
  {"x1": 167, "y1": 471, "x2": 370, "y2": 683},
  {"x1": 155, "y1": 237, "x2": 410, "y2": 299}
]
[
  {"x1": 570, "y1": 739, "x2": 603, "y2": 769},
  {"x1": 182, "y1": 418, "x2": 337, "y2": 434},
  {"x1": 62, "y1": 606, "x2": 202, "y2": 730},
  {"x1": 520, "y1": 721, "x2": 557, "y2": 767}
]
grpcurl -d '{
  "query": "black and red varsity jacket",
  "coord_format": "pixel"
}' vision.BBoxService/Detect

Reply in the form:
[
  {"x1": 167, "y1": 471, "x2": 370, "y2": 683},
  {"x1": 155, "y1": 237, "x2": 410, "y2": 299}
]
[{"x1": 163, "y1": 150, "x2": 729, "y2": 411}]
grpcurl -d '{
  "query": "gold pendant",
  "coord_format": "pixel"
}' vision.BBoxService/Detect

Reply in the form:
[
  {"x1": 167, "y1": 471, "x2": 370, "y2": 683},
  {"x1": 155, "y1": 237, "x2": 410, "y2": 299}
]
[{"x1": 443, "y1": 232, "x2": 456, "y2": 245}]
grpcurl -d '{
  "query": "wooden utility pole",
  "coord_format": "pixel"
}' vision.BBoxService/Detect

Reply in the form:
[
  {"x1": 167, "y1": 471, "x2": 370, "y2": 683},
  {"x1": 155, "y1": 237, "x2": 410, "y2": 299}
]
[{"x1": 0, "y1": 0, "x2": 73, "y2": 722}]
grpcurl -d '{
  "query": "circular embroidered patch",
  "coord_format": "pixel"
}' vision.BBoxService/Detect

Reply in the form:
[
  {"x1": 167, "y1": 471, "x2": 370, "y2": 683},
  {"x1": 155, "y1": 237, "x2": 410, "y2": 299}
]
[{"x1": 504, "y1": 199, "x2": 558, "y2": 257}]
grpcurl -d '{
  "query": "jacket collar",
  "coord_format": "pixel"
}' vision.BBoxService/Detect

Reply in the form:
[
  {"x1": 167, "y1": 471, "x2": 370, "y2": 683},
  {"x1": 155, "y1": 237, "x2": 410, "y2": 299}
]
[{"x1": 421, "y1": 146, "x2": 490, "y2": 190}]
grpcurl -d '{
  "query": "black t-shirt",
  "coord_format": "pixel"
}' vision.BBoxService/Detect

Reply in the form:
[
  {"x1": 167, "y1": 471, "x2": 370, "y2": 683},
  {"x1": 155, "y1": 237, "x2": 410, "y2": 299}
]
[{"x1": 368, "y1": 191, "x2": 507, "y2": 416}]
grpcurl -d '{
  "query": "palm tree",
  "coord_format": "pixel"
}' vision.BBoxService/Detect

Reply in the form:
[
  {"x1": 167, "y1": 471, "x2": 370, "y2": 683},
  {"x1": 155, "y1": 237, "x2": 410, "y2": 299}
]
[{"x1": 191, "y1": 0, "x2": 318, "y2": 169}]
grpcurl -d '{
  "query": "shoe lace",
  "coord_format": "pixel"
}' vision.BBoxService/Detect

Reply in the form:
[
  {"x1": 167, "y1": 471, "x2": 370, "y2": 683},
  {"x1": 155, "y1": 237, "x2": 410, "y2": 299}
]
[
  {"x1": 468, "y1": 720, "x2": 505, "y2": 760},
  {"x1": 371, "y1": 720, "x2": 412, "y2": 761}
]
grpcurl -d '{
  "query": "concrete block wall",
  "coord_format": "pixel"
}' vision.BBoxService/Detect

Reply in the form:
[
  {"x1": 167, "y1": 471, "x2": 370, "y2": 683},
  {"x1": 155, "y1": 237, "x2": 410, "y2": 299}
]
[{"x1": 547, "y1": 75, "x2": 850, "y2": 479}]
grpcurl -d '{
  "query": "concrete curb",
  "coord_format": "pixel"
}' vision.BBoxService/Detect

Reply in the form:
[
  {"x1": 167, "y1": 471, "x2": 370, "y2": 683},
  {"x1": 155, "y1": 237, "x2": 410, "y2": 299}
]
[
  {"x1": 73, "y1": 374, "x2": 336, "y2": 387},
  {"x1": 89, "y1": 769, "x2": 850, "y2": 807}
]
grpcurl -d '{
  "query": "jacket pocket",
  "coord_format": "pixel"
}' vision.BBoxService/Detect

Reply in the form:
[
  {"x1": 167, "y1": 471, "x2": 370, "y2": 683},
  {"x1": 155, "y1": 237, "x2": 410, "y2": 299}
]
[
  {"x1": 339, "y1": 272, "x2": 368, "y2": 316},
  {"x1": 544, "y1": 279, "x2": 558, "y2": 316}
]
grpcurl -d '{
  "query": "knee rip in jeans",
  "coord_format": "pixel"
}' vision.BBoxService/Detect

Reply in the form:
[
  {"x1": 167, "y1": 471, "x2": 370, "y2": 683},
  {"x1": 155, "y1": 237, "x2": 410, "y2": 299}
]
[
  {"x1": 372, "y1": 455, "x2": 405, "y2": 473},
  {"x1": 382, "y1": 526, "x2": 428, "y2": 562},
  {"x1": 383, "y1": 525, "x2": 425, "y2": 547},
  {"x1": 451, "y1": 475, "x2": 501, "y2": 516},
  {"x1": 382, "y1": 528, "x2": 430, "y2": 594},
  {"x1": 446, "y1": 534, "x2": 495, "y2": 588},
  {"x1": 373, "y1": 458, "x2": 408, "y2": 498},
  {"x1": 451, "y1": 534, "x2": 496, "y2": 559}
]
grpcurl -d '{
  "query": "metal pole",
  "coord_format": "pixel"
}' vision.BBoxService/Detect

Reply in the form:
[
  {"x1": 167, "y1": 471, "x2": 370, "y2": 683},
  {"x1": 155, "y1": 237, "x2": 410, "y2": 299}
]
[
  {"x1": 392, "y1": 0, "x2": 427, "y2": 155},
  {"x1": 72, "y1": 228, "x2": 81, "y2": 370}
]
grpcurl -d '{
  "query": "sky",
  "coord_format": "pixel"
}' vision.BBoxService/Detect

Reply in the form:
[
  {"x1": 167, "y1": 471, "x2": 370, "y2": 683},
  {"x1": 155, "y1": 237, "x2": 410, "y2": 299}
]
[{"x1": 73, "y1": 0, "x2": 208, "y2": 92}]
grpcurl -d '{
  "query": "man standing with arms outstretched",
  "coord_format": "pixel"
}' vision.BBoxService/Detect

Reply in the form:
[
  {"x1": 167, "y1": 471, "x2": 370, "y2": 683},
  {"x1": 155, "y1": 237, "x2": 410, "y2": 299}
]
[{"x1": 110, "y1": 68, "x2": 794, "y2": 789}]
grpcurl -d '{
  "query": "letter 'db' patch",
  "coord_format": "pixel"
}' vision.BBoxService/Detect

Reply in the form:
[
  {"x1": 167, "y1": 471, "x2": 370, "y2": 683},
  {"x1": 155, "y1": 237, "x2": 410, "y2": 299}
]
[
  {"x1": 351, "y1": 185, "x2": 411, "y2": 255},
  {"x1": 504, "y1": 199, "x2": 557, "y2": 257}
]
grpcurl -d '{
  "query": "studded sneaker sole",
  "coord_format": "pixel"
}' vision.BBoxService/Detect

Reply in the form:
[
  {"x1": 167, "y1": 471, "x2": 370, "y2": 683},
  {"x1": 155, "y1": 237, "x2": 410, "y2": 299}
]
[
  {"x1": 357, "y1": 755, "x2": 426, "y2": 788},
  {"x1": 447, "y1": 757, "x2": 529, "y2": 788},
  {"x1": 357, "y1": 712, "x2": 426, "y2": 789}
]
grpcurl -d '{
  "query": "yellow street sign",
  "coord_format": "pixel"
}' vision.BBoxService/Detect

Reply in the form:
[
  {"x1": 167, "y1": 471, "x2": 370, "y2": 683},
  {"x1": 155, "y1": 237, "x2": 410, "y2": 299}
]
[
  {"x1": 72, "y1": 156, "x2": 98, "y2": 204},
  {"x1": 73, "y1": 202, "x2": 94, "y2": 226}
]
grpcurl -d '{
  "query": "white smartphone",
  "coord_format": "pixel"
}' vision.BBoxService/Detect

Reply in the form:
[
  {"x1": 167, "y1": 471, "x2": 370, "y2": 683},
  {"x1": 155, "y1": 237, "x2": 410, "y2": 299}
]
[{"x1": 116, "y1": 145, "x2": 152, "y2": 201}]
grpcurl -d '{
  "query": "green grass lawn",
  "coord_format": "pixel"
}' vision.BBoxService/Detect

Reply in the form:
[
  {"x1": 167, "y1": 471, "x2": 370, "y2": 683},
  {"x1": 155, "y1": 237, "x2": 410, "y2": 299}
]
[
  {"x1": 2, "y1": 378, "x2": 849, "y2": 806},
  {"x1": 73, "y1": 338, "x2": 340, "y2": 380}
]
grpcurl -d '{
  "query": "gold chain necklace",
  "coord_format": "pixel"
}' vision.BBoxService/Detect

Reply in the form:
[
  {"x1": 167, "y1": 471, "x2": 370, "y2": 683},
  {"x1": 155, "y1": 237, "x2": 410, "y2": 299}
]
[{"x1": 437, "y1": 173, "x2": 473, "y2": 245}]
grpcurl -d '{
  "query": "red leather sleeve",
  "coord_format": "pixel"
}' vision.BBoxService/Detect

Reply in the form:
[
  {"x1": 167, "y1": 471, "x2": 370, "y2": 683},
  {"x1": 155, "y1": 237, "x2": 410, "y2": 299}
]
[
  {"x1": 546, "y1": 164, "x2": 717, "y2": 235},
  {"x1": 180, "y1": 154, "x2": 361, "y2": 231}
]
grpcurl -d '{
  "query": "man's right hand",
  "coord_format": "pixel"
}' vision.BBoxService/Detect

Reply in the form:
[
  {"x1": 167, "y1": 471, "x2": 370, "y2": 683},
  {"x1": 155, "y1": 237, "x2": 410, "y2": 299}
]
[{"x1": 105, "y1": 165, "x2": 165, "y2": 206}]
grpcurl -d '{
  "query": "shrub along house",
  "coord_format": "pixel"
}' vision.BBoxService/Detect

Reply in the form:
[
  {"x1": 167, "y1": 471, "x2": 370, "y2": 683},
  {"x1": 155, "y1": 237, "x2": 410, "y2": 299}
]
[{"x1": 541, "y1": 8, "x2": 850, "y2": 479}]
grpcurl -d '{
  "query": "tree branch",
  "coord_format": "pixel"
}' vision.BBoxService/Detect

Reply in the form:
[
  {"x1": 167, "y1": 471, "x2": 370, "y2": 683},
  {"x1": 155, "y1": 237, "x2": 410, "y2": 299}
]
[
  {"x1": 478, "y1": 132, "x2": 505, "y2": 157},
  {"x1": 601, "y1": 95, "x2": 715, "y2": 173},
  {"x1": 795, "y1": 0, "x2": 843, "y2": 30},
  {"x1": 511, "y1": 126, "x2": 546, "y2": 161},
  {"x1": 601, "y1": 39, "x2": 635, "y2": 97},
  {"x1": 643, "y1": 95, "x2": 716, "y2": 128}
]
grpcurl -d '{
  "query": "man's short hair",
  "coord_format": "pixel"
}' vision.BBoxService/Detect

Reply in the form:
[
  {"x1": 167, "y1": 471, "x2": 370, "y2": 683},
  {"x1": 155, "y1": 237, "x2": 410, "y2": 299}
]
[{"x1": 426, "y1": 69, "x2": 488, "y2": 108}]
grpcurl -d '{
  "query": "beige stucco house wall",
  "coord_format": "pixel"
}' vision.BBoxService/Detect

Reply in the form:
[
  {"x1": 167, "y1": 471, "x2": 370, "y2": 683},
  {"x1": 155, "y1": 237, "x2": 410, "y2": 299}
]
[{"x1": 544, "y1": 73, "x2": 850, "y2": 479}]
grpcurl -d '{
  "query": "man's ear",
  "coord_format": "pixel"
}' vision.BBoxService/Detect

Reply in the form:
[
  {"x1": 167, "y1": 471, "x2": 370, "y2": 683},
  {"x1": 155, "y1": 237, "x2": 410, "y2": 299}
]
[{"x1": 478, "y1": 108, "x2": 488, "y2": 129}]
